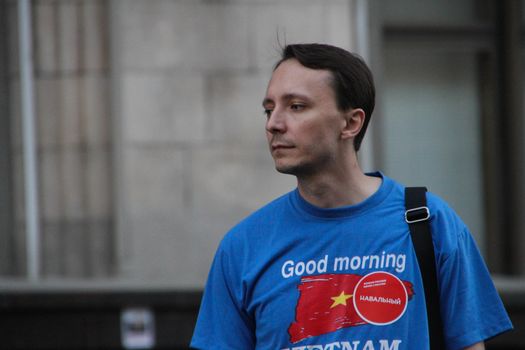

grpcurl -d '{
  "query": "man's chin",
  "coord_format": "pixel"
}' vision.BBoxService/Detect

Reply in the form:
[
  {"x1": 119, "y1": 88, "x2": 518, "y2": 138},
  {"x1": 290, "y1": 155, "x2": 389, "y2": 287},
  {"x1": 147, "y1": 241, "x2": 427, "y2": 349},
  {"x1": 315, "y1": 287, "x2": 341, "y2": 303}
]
[
  {"x1": 274, "y1": 163, "x2": 297, "y2": 175},
  {"x1": 274, "y1": 161, "x2": 319, "y2": 178},
  {"x1": 274, "y1": 162, "x2": 309, "y2": 176}
]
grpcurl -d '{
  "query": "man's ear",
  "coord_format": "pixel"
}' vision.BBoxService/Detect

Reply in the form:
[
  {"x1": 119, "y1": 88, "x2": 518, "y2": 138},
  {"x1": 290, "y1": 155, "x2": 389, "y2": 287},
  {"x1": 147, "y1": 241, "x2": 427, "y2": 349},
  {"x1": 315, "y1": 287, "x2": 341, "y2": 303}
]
[{"x1": 341, "y1": 108, "x2": 365, "y2": 140}]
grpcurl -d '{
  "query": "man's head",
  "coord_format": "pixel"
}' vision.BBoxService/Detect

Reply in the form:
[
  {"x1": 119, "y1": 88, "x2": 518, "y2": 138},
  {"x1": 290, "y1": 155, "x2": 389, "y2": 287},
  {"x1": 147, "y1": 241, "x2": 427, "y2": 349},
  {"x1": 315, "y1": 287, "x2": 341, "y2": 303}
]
[{"x1": 274, "y1": 43, "x2": 375, "y2": 152}]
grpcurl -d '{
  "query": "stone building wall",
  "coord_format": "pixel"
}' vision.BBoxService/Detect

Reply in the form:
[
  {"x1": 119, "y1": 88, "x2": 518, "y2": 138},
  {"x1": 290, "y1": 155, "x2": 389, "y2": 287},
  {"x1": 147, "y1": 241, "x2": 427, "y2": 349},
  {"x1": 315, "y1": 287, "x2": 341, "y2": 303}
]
[
  {"x1": 8, "y1": 0, "x2": 113, "y2": 278},
  {"x1": 112, "y1": 0, "x2": 357, "y2": 288},
  {"x1": 5, "y1": 0, "x2": 358, "y2": 288}
]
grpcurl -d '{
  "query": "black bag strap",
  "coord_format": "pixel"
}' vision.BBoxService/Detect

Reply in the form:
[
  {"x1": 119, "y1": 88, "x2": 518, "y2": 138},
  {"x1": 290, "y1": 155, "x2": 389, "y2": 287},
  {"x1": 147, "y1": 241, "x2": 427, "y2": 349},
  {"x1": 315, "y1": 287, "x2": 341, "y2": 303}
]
[{"x1": 405, "y1": 187, "x2": 445, "y2": 349}]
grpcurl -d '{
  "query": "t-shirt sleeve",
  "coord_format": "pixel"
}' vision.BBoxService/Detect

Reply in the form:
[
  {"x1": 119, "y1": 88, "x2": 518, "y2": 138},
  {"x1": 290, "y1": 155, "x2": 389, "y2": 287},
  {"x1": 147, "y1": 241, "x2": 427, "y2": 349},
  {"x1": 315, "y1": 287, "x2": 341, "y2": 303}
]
[
  {"x1": 438, "y1": 227, "x2": 513, "y2": 349},
  {"x1": 190, "y1": 239, "x2": 255, "y2": 350}
]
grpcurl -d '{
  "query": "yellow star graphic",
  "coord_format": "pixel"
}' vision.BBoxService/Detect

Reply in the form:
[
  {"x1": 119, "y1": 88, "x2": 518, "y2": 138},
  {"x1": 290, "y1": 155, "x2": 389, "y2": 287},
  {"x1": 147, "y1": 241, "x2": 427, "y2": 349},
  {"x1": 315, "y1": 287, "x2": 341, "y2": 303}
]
[{"x1": 330, "y1": 291, "x2": 353, "y2": 309}]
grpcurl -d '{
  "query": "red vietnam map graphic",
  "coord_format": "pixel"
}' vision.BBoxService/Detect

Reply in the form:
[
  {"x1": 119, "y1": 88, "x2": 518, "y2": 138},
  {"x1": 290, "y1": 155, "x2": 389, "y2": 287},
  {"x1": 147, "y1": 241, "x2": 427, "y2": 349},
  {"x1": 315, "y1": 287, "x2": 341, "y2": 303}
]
[{"x1": 288, "y1": 273, "x2": 414, "y2": 344}]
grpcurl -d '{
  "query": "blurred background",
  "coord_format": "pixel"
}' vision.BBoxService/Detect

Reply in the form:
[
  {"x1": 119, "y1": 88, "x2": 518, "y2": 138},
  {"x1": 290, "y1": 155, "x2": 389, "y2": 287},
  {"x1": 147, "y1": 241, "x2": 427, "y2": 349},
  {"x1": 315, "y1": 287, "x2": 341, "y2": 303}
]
[{"x1": 0, "y1": 0, "x2": 524, "y2": 349}]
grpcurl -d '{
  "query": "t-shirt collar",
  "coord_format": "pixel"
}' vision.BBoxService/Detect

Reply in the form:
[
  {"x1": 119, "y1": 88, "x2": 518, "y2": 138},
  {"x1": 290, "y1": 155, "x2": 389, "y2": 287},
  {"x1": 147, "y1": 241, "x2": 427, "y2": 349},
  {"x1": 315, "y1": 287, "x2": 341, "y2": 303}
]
[{"x1": 290, "y1": 172, "x2": 393, "y2": 219}]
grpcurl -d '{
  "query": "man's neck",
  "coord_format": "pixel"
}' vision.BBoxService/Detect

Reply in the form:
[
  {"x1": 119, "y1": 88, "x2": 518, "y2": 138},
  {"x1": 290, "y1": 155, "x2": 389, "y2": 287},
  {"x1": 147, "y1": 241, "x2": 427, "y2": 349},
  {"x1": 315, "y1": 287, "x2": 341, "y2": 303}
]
[{"x1": 296, "y1": 162, "x2": 381, "y2": 209}]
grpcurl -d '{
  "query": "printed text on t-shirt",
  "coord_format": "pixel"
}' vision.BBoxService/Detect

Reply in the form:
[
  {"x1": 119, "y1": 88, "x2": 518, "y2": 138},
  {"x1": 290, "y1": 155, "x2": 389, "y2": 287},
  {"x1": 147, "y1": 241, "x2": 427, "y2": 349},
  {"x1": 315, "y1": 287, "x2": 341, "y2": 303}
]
[{"x1": 281, "y1": 252, "x2": 406, "y2": 278}]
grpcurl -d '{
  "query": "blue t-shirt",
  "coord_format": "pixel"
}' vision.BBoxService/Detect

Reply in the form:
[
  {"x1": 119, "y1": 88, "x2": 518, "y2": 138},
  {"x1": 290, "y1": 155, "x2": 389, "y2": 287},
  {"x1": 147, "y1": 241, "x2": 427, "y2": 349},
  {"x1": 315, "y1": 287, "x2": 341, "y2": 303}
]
[{"x1": 191, "y1": 174, "x2": 512, "y2": 350}]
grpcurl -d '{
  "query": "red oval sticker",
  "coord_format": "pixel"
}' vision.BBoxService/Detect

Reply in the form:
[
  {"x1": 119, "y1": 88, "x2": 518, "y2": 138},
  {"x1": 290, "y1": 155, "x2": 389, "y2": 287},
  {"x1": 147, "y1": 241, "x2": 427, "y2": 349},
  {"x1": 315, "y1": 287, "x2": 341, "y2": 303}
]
[{"x1": 353, "y1": 271, "x2": 408, "y2": 326}]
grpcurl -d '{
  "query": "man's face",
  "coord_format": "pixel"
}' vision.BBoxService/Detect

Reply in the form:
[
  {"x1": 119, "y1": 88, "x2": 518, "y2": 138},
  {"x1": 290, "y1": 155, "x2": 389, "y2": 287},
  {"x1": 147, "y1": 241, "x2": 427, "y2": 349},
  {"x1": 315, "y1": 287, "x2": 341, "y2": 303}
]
[{"x1": 262, "y1": 59, "x2": 347, "y2": 177}]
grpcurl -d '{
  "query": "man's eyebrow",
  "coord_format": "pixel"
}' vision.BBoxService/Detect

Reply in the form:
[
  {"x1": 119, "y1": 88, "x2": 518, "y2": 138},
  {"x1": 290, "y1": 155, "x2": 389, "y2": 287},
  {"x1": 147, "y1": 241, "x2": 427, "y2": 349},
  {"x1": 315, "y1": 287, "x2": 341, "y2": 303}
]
[
  {"x1": 282, "y1": 93, "x2": 310, "y2": 101},
  {"x1": 262, "y1": 93, "x2": 311, "y2": 107},
  {"x1": 262, "y1": 98, "x2": 273, "y2": 107}
]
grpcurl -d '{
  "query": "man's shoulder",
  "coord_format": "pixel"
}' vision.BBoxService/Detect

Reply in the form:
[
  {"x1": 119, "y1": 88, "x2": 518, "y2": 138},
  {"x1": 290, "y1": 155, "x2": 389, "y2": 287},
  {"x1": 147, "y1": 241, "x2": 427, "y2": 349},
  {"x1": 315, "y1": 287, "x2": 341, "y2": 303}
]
[
  {"x1": 420, "y1": 190, "x2": 472, "y2": 259},
  {"x1": 244, "y1": 189, "x2": 294, "y2": 221},
  {"x1": 386, "y1": 175, "x2": 469, "y2": 242},
  {"x1": 222, "y1": 190, "x2": 295, "y2": 241},
  {"x1": 389, "y1": 175, "x2": 464, "y2": 226},
  {"x1": 425, "y1": 191, "x2": 465, "y2": 226}
]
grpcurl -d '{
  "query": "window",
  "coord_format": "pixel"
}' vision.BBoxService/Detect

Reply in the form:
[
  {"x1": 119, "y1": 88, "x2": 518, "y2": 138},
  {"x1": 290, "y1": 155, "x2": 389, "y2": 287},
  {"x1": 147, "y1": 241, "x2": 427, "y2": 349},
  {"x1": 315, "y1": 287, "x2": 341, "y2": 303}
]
[{"x1": 375, "y1": 0, "x2": 525, "y2": 275}]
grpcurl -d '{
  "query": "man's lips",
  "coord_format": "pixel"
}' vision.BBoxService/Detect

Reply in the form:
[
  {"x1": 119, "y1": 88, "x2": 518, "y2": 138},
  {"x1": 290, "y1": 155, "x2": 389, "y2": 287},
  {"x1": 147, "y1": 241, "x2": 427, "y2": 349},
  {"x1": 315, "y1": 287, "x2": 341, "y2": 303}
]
[{"x1": 271, "y1": 143, "x2": 294, "y2": 151}]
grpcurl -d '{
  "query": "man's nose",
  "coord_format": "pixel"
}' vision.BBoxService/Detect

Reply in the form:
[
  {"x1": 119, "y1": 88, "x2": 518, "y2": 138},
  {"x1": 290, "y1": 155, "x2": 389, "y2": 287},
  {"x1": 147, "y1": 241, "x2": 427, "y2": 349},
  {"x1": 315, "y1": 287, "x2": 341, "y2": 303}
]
[{"x1": 265, "y1": 108, "x2": 286, "y2": 133}]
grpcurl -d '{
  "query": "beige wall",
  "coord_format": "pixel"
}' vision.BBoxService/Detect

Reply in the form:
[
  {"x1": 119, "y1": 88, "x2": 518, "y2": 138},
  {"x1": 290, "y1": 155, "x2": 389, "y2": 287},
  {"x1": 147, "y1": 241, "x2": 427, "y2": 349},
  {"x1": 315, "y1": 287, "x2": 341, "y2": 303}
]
[
  {"x1": 5, "y1": 0, "x2": 358, "y2": 287},
  {"x1": 112, "y1": 0, "x2": 357, "y2": 288}
]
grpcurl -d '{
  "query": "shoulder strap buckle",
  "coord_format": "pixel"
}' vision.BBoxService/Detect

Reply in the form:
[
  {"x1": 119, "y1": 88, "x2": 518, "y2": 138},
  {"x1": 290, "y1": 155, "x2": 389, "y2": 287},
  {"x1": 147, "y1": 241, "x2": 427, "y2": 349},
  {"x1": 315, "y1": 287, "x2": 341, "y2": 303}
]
[{"x1": 405, "y1": 206, "x2": 430, "y2": 223}]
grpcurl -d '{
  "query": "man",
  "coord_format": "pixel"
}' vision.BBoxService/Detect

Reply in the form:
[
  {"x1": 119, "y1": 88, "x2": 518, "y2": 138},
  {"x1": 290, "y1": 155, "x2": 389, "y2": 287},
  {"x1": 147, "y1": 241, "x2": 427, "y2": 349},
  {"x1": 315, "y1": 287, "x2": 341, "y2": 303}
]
[{"x1": 191, "y1": 43, "x2": 512, "y2": 349}]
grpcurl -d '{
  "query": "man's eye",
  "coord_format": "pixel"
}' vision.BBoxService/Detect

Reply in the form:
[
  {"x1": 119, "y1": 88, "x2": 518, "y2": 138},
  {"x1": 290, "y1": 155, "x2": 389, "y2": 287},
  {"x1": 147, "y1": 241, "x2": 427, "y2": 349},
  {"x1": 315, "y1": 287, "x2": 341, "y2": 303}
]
[
  {"x1": 290, "y1": 104, "x2": 305, "y2": 111},
  {"x1": 263, "y1": 109, "x2": 273, "y2": 117}
]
